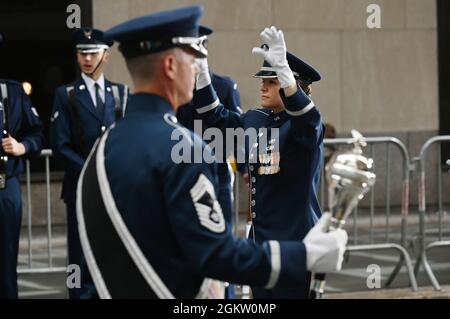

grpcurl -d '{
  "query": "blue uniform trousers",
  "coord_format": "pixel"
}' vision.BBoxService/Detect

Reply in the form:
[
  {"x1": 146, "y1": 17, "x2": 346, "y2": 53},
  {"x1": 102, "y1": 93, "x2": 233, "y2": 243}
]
[
  {"x1": 66, "y1": 199, "x2": 83, "y2": 299},
  {"x1": 66, "y1": 196, "x2": 98, "y2": 299},
  {"x1": 0, "y1": 177, "x2": 22, "y2": 299}
]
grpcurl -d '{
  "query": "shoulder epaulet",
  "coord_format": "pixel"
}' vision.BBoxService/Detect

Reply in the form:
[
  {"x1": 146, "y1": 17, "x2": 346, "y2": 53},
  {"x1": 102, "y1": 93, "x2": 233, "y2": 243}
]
[
  {"x1": 58, "y1": 81, "x2": 77, "y2": 95},
  {"x1": 65, "y1": 85, "x2": 75, "y2": 95},
  {"x1": 163, "y1": 113, "x2": 193, "y2": 147}
]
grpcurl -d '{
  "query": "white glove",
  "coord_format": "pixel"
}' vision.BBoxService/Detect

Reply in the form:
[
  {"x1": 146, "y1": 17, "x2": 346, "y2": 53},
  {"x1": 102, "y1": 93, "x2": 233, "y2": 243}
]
[
  {"x1": 195, "y1": 58, "x2": 211, "y2": 90},
  {"x1": 252, "y1": 26, "x2": 296, "y2": 89},
  {"x1": 303, "y1": 213, "x2": 348, "y2": 273}
]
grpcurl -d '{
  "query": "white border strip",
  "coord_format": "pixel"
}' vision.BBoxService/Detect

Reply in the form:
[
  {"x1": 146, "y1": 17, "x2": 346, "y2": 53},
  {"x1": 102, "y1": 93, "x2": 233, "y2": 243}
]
[
  {"x1": 285, "y1": 101, "x2": 315, "y2": 117},
  {"x1": 96, "y1": 129, "x2": 175, "y2": 299},
  {"x1": 196, "y1": 98, "x2": 219, "y2": 114},
  {"x1": 0, "y1": 83, "x2": 7, "y2": 100},
  {"x1": 76, "y1": 44, "x2": 109, "y2": 50},
  {"x1": 260, "y1": 66, "x2": 276, "y2": 72},
  {"x1": 264, "y1": 241, "x2": 281, "y2": 289},
  {"x1": 164, "y1": 113, "x2": 193, "y2": 146},
  {"x1": 252, "y1": 109, "x2": 270, "y2": 116},
  {"x1": 111, "y1": 85, "x2": 120, "y2": 111},
  {"x1": 122, "y1": 85, "x2": 129, "y2": 116},
  {"x1": 76, "y1": 137, "x2": 112, "y2": 299}
]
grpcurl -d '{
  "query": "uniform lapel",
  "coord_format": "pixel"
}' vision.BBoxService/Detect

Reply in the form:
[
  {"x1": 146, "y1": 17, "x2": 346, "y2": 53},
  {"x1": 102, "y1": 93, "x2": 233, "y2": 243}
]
[
  {"x1": 75, "y1": 78, "x2": 101, "y2": 121},
  {"x1": 104, "y1": 80, "x2": 115, "y2": 123}
]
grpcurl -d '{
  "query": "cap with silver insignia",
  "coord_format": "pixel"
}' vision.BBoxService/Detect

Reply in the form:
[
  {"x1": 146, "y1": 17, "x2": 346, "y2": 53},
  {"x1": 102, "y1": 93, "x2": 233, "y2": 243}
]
[
  {"x1": 73, "y1": 28, "x2": 113, "y2": 53},
  {"x1": 198, "y1": 25, "x2": 213, "y2": 50},
  {"x1": 254, "y1": 50, "x2": 321, "y2": 85},
  {"x1": 105, "y1": 5, "x2": 208, "y2": 59}
]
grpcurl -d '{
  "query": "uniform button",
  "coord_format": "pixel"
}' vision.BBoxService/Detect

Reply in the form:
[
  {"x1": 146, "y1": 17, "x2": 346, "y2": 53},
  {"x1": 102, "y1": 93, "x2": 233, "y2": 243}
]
[
  {"x1": 251, "y1": 177, "x2": 256, "y2": 183},
  {"x1": 250, "y1": 165, "x2": 254, "y2": 172},
  {"x1": 252, "y1": 212, "x2": 256, "y2": 218},
  {"x1": 169, "y1": 115, "x2": 178, "y2": 123},
  {"x1": 253, "y1": 143, "x2": 258, "y2": 148},
  {"x1": 251, "y1": 188, "x2": 256, "y2": 194},
  {"x1": 251, "y1": 200, "x2": 255, "y2": 206}
]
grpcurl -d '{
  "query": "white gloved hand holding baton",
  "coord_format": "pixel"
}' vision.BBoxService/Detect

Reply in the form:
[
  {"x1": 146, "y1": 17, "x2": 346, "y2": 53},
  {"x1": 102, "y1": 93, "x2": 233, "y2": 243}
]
[
  {"x1": 252, "y1": 26, "x2": 296, "y2": 89},
  {"x1": 303, "y1": 212, "x2": 348, "y2": 273}
]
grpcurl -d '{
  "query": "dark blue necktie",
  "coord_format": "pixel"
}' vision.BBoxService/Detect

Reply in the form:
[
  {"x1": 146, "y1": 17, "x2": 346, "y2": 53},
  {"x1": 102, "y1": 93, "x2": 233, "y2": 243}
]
[{"x1": 95, "y1": 83, "x2": 105, "y2": 120}]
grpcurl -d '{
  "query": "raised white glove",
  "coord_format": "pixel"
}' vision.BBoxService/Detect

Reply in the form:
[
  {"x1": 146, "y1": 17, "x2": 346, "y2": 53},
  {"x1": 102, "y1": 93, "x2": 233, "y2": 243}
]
[
  {"x1": 195, "y1": 58, "x2": 211, "y2": 90},
  {"x1": 252, "y1": 26, "x2": 296, "y2": 89},
  {"x1": 303, "y1": 213, "x2": 348, "y2": 273}
]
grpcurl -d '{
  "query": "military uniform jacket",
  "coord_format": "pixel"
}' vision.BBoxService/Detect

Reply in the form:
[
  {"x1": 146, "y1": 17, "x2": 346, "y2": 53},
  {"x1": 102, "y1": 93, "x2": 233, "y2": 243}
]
[
  {"x1": 50, "y1": 77, "x2": 128, "y2": 202},
  {"x1": 77, "y1": 93, "x2": 309, "y2": 298},
  {"x1": 193, "y1": 83, "x2": 324, "y2": 243},
  {"x1": 0, "y1": 80, "x2": 43, "y2": 177}
]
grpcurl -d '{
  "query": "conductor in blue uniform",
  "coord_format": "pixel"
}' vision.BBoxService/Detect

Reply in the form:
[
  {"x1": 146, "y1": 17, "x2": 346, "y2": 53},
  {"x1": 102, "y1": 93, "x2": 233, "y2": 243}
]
[
  {"x1": 0, "y1": 33, "x2": 44, "y2": 298},
  {"x1": 76, "y1": 6, "x2": 347, "y2": 299},
  {"x1": 193, "y1": 26, "x2": 324, "y2": 298},
  {"x1": 50, "y1": 28, "x2": 129, "y2": 298}
]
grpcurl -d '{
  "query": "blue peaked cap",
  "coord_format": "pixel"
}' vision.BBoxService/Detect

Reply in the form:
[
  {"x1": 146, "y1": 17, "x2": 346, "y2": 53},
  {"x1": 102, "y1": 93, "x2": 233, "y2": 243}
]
[
  {"x1": 254, "y1": 51, "x2": 321, "y2": 84},
  {"x1": 73, "y1": 28, "x2": 112, "y2": 53},
  {"x1": 105, "y1": 6, "x2": 208, "y2": 58}
]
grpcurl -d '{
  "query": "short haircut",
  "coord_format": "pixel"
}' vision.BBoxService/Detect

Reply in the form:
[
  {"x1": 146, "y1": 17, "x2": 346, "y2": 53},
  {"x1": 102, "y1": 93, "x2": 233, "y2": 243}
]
[{"x1": 125, "y1": 48, "x2": 185, "y2": 86}]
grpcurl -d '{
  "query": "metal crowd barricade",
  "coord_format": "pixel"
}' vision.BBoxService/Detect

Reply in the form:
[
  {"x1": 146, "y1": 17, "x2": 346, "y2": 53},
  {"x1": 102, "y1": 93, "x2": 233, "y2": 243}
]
[
  {"x1": 414, "y1": 135, "x2": 450, "y2": 291},
  {"x1": 18, "y1": 149, "x2": 66, "y2": 274},
  {"x1": 322, "y1": 137, "x2": 418, "y2": 291}
]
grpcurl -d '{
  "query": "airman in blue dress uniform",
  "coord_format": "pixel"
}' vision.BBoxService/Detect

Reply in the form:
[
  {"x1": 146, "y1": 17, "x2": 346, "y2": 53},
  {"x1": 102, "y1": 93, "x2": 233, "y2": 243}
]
[
  {"x1": 0, "y1": 33, "x2": 44, "y2": 298},
  {"x1": 50, "y1": 28, "x2": 129, "y2": 298},
  {"x1": 193, "y1": 26, "x2": 325, "y2": 298},
  {"x1": 76, "y1": 6, "x2": 347, "y2": 299}
]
